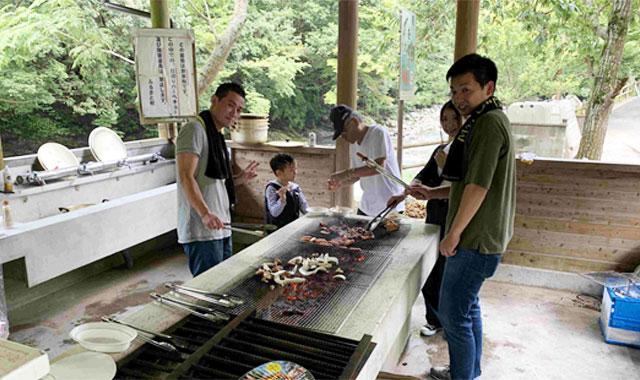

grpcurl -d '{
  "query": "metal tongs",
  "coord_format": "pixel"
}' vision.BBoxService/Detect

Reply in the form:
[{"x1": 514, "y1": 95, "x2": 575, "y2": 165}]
[
  {"x1": 357, "y1": 152, "x2": 411, "y2": 189},
  {"x1": 165, "y1": 283, "x2": 244, "y2": 308},
  {"x1": 229, "y1": 222, "x2": 277, "y2": 232},
  {"x1": 101, "y1": 316, "x2": 187, "y2": 352},
  {"x1": 223, "y1": 224, "x2": 267, "y2": 237},
  {"x1": 365, "y1": 204, "x2": 395, "y2": 232},
  {"x1": 150, "y1": 293, "x2": 230, "y2": 323}
]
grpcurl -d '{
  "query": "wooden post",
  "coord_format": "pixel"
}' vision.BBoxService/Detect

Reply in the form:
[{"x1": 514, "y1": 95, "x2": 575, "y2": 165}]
[
  {"x1": 0, "y1": 133, "x2": 4, "y2": 170},
  {"x1": 454, "y1": 0, "x2": 480, "y2": 61},
  {"x1": 336, "y1": 0, "x2": 358, "y2": 208},
  {"x1": 397, "y1": 100, "x2": 403, "y2": 172},
  {"x1": 149, "y1": 0, "x2": 175, "y2": 139}
]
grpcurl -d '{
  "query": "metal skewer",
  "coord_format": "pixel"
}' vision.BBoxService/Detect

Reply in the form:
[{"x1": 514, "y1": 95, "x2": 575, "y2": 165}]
[{"x1": 356, "y1": 152, "x2": 411, "y2": 189}]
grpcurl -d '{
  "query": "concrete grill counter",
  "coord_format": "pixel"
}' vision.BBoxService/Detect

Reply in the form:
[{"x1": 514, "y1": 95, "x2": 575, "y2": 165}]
[{"x1": 58, "y1": 215, "x2": 439, "y2": 379}]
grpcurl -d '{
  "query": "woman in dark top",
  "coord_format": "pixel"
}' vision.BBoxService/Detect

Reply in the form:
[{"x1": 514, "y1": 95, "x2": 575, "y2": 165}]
[{"x1": 387, "y1": 101, "x2": 462, "y2": 336}]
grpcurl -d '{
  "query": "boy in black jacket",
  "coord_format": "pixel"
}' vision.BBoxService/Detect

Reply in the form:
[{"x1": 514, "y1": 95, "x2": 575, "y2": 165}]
[{"x1": 264, "y1": 153, "x2": 309, "y2": 230}]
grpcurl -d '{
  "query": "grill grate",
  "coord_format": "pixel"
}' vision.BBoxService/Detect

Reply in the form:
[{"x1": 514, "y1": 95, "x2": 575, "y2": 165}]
[
  {"x1": 114, "y1": 310, "x2": 374, "y2": 380},
  {"x1": 223, "y1": 216, "x2": 410, "y2": 333}
]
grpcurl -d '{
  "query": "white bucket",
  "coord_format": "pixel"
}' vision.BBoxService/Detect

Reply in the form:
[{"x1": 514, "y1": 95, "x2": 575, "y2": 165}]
[{"x1": 231, "y1": 115, "x2": 269, "y2": 144}]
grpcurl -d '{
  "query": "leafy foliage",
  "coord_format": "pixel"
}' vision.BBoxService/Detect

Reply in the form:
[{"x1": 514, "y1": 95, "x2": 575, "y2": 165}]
[{"x1": 0, "y1": 0, "x2": 638, "y2": 156}]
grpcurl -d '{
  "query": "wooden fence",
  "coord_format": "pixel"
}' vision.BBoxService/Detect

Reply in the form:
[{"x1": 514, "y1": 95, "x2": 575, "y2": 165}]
[{"x1": 504, "y1": 158, "x2": 640, "y2": 273}]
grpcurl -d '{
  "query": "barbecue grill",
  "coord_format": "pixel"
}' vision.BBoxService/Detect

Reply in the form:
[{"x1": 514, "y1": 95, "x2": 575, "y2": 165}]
[
  {"x1": 56, "y1": 215, "x2": 440, "y2": 380},
  {"x1": 114, "y1": 307, "x2": 375, "y2": 379}
]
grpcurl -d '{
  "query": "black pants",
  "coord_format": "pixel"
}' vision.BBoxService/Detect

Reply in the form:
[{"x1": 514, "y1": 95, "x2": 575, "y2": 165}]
[
  {"x1": 422, "y1": 251, "x2": 445, "y2": 327},
  {"x1": 421, "y1": 198, "x2": 448, "y2": 327}
]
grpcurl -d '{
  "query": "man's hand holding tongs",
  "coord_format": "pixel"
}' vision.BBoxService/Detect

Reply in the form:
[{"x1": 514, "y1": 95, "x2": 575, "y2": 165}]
[{"x1": 407, "y1": 184, "x2": 434, "y2": 200}]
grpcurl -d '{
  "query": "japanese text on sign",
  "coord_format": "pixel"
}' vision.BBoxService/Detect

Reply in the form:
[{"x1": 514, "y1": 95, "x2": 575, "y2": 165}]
[{"x1": 133, "y1": 28, "x2": 197, "y2": 123}]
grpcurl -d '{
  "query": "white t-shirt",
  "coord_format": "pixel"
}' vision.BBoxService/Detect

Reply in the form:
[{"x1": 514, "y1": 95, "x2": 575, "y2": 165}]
[
  {"x1": 350, "y1": 125, "x2": 405, "y2": 216},
  {"x1": 437, "y1": 141, "x2": 453, "y2": 176}
]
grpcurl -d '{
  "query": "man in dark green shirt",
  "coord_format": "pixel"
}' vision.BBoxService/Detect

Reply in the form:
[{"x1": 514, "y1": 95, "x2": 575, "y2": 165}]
[{"x1": 410, "y1": 54, "x2": 515, "y2": 380}]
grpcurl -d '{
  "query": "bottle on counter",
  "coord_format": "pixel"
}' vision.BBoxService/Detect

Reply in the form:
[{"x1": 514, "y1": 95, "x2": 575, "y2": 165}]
[
  {"x1": 308, "y1": 132, "x2": 316, "y2": 147},
  {"x1": 2, "y1": 166, "x2": 13, "y2": 192},
  {"x1": 2, "y1": 200, "x2": 13, "y2": 229}
]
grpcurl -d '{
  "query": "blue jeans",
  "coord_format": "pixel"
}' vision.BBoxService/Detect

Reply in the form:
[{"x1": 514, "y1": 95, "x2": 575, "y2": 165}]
[
  {"x1": 183, "y1": 237, "x2": 232, "y2": 277},
  {"x1": 437, "y1": 248, "x2": 501, "y2": 380}
]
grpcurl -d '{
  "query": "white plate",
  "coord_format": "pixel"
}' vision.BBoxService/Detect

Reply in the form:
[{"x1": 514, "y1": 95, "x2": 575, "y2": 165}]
[
  {"x1": 268, "y1": 141, "x2": 306, "y2": 148},
  {"x1": 88, "y1": 127, "x2": 127, "y2": 162},
  {"x1": 37, "y1": 143, "x2": 79, "y2": 171},
  {"x1": 47, "y1": 352, "x2": 116, "y2": 380},
  {"x1": 306, "y1": 206, "x2": 328, "y2": 217},
  {"x1": 69, "y1": 322, "x2": 136, "y2": 353},
  {"x1": 329, "y1": 206, "x2": 353, "y2": 216}
]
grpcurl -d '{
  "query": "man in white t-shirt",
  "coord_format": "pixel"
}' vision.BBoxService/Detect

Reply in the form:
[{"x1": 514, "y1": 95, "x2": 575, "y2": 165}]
[{"x1": 328, "y1": 104, "x2": 405, "y2": 216}]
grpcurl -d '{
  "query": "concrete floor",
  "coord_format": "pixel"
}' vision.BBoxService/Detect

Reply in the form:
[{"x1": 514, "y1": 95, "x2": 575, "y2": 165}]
[
  {"x1": 7, "y1": 246, "x2": 640, "y2": 380},
  {"x1": 8, "y1": 245, "x2": 192, "y2": 359}
]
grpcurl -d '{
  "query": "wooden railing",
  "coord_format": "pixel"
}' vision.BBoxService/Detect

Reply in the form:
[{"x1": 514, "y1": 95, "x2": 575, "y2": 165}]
[
  {"x1": 394, "y1": 137, "x2": 444, "y2": 170},
  {"x1": 615, "y1": 76, "x2": 639, "y2": 102}
]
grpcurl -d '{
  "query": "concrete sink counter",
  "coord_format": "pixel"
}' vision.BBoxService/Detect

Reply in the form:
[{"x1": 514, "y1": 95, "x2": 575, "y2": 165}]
[{"x1": 0, "y1": 138, "x2": 177, "y2": 287}]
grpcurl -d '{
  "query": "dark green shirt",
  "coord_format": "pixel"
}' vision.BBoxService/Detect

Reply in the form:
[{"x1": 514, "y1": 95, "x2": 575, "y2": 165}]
[{"x1": 445, "y1": 109, "x2": 516, "y2": 254}]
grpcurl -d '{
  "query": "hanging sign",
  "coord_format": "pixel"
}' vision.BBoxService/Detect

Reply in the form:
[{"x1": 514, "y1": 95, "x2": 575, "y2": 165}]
[
  {"x1": 399, "y1": 9, "x2": 416, "y2": 101},
  {"x1": 132, "y1": 28, "x2": 198, "y2": 124}
]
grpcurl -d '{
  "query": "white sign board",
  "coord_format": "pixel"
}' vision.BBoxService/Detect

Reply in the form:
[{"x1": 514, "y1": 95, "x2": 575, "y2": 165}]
[
  {"x1": 132, "y1": 28, "x2": 198, "y2": 124},
  {"x1": 399, "y1": 9, "x2": 416, "y2": 101}
]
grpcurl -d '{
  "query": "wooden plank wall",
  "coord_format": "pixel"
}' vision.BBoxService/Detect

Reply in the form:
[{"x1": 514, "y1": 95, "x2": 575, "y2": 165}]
[
  {"x1": 505, "y1": 159, "x2": 640, "y2": 273},
  {"x1": 229, "y1": 142, "x2": 337, "y2": 222}
]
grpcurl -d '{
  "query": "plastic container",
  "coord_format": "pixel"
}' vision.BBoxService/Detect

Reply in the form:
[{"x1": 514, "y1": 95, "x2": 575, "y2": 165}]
[
  {"x1": 2, "y1": 200, "x2": 13, "y2": 229},
  {"x1": 231, "y1": 114, "x2": 269, "y2": 144},
  {"x1": 69, "y1": 322, "x2": 137, "y2": 353},
  {"x1": 2, "y1": 166, "x2": 13, "y2": 192},
  {"x1": 600, "y1": 284, "x2": 640, "y2": 348}
]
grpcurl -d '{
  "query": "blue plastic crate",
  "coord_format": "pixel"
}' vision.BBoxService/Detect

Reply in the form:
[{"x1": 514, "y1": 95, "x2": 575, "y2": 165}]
[{"x1": 600, "y1": 284, "x2": 640, "y2": 348}]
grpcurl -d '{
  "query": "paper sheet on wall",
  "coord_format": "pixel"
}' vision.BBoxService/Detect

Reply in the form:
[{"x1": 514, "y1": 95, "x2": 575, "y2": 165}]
[{"x1": 133, "y1": 28, "x2": 198, "y2": 123}]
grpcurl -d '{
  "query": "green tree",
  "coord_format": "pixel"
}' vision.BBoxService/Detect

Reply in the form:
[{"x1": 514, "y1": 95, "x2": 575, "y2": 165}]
[
  {"x1": 1, "y1": 0, "x2": 638, "y2": 158},
  {"x1": 576, "y1": 0, "x2": 635, "y2": 159}
]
